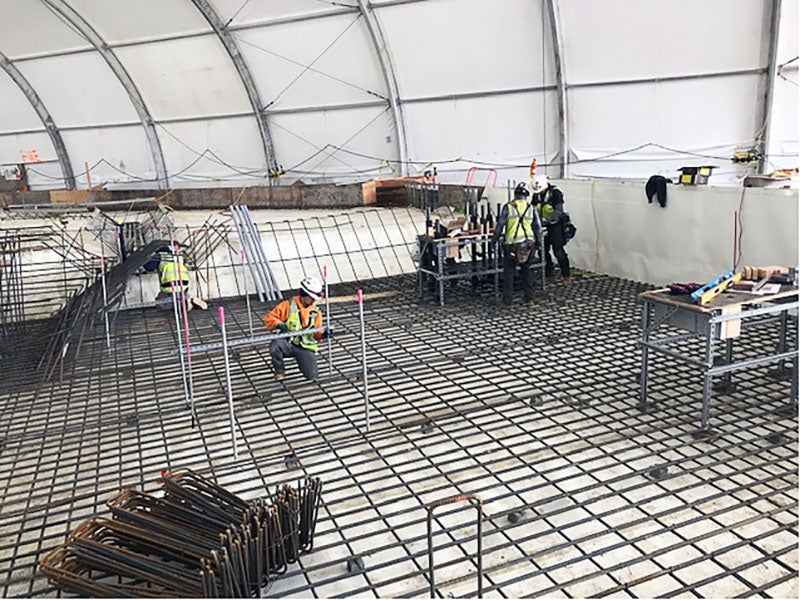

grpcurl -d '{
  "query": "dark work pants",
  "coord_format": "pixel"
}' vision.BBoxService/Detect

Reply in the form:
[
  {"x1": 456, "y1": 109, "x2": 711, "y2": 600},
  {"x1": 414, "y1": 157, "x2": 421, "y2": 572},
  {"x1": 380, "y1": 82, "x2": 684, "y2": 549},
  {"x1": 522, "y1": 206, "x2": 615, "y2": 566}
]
[
  {"x1": 270, "y1": 338, "x2": 318, "y2": 380},
  {"x1": 502, "y1": 248, "x2": 534, "y2": 303},
  {"x1": 544, "y1": 224, "x2": 571, "y2": 278}
]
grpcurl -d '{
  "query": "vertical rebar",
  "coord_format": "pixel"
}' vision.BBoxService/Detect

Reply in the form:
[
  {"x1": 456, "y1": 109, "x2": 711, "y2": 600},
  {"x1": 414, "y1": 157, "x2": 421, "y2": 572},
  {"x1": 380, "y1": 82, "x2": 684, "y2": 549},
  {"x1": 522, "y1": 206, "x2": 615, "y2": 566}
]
[
  {"x1": 242, "y1": 250, "x2": 253, "y2": 337},
  {"x1": 358, "y1": 289, "x2": 370, "y2": 432},
  {"x1": 171, "y1": 281, "x2": 190, "y2": 408},
  {"x1": 219, "y1": 306, "x2": 238, "y2": 459},
  {"x1": 176, "y1": 256, "x2": 195, "y2": 423},
  {"x1": 99, "y1": 255, "x2": 110, "y2": 349},
  {"x1": 324, "y1": 265, "x2": 332, "y2": 377}
]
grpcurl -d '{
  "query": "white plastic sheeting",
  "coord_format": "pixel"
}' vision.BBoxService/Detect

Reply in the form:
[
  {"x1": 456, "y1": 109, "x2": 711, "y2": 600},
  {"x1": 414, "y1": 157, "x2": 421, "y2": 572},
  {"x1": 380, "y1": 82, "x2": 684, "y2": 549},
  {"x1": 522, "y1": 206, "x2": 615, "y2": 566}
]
[
  {"x1": 487, "y1": 180, "x2": 798, "y2": 285},
  {"x1": 0, "y1": 0, "x2": 796, "y2": 188}
]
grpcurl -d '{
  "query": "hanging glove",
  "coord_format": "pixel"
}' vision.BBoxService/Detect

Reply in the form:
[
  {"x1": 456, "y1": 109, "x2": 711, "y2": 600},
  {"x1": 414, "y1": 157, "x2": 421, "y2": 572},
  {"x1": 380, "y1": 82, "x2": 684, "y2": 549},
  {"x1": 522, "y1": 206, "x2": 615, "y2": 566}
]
[{"x1": 275, "y1": 323, "x2": 289, "y2": 333}]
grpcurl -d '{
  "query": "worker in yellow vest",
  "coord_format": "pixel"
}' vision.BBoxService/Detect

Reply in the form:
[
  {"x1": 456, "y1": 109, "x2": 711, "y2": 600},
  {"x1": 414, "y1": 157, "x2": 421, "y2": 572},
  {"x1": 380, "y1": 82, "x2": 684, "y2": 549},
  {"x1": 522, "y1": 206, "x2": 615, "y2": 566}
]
[
  {"x1": 532, "y1": 175, "x2": 571, "y2": 284},
  {"x1": 492, "y1": 183, "x2": 541, "y2": 305},
  {"x1": 264, "y1": 276, "x2": 326, "y2": 381},
  {"x1": 155, "y1": 243, "x2": 207, "y2": 310}
]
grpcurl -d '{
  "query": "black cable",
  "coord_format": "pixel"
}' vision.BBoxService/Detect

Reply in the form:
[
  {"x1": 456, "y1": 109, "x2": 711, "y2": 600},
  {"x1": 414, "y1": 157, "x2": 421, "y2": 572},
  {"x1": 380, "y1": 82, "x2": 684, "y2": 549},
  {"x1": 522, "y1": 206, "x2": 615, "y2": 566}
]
[
  {"x1": 262, "y1": 14, "x2": 366, "y2": 110},
  {"x1": 237, "y1": 35, "x2": 387, "y2": 101}
]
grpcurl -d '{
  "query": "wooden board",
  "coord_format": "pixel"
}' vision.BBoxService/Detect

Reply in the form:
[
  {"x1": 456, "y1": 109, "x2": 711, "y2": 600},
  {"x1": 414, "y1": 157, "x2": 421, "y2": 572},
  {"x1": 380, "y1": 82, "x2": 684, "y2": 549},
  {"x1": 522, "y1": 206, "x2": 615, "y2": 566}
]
[{"x1": 640, "y1": 286, "x2": 798, "y2": 313}]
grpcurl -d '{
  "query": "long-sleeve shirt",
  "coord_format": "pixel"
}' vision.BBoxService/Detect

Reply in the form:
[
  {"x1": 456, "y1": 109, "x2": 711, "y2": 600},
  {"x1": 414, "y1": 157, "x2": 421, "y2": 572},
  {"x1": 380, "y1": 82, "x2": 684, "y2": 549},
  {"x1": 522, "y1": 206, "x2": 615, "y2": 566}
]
[
  {"x1": 534, "y1": 186, "x2": 565, "y2": 225},
  {"x1": 264, "y1": 296, "x2": 324, "y2": 341},
  {"x1": 492, "y1": 201, "x2": 542, "y2": 244}
]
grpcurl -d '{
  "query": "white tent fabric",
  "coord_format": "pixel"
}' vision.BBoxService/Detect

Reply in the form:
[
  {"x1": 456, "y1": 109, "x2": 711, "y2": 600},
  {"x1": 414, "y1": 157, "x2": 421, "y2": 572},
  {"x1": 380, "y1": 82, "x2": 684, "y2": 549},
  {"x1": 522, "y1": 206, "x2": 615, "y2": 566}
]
[{"x1": 0, "y1": 0, "x2": 796, "y2": 190}]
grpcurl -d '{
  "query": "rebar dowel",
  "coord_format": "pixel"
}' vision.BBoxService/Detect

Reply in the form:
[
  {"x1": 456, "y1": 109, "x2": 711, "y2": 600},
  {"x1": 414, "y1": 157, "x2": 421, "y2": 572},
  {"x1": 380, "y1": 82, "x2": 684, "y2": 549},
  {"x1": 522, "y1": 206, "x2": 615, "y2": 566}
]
[
  {"x1": 171, "y1": 281, "x2": 191, "y2": 409},
  {"x1": 99, "y1": 255, "x2": 110, "y2": 349},
  {"x1": 358, "y1": 289, "x2": 370, "y2": 432},
  {"x1": 219, "y1": 306, "x2": 238, "y2": 459},
  {"x1": 427, "y1": 494, "x2": 484, "y2": 599},
  {"x1": 242, "y1": 250, "x2": 253, "y2": 337},
  {"x1": 177, "y1": 261, "x2": 195, "y2": 424},
  {"x1": 324, "y1": 265, "x2": 332, "y2": 377}
]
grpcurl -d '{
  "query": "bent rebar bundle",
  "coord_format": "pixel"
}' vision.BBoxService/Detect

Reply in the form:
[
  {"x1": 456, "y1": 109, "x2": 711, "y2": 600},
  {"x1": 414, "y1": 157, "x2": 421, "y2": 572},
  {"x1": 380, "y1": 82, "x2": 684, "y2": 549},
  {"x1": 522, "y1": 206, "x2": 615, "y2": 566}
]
[{"x1": 39, "y1": 469, "x2": 323, "y2": 598}]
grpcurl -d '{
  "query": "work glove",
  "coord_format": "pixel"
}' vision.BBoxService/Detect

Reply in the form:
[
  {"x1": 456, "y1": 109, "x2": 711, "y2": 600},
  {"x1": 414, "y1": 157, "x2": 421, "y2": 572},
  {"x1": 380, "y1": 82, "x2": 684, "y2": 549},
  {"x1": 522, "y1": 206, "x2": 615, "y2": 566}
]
[
  {"x1": 322, "y1": 326, "x2": 334, "y2": 340},
  {"x1": 275, "y1": 323, "x2": 289, "y2": 333}
]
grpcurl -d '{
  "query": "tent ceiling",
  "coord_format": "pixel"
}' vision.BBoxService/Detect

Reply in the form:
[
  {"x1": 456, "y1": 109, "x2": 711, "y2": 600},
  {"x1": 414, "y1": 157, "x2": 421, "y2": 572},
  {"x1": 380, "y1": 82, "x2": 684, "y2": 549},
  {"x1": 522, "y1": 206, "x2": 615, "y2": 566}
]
[{"x1": 0, "y1": 0, "x2": 796, "y2": 190}]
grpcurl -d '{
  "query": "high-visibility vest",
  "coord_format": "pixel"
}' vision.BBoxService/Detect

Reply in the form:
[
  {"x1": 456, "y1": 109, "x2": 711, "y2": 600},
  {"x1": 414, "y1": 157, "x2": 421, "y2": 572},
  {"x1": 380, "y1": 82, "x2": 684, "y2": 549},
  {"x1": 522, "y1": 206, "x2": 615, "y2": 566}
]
[
  {"x1": 287, "y1": 299, "x2": 319, "y2": 352},
  {"x1": 505, "y1": 199, "x2": 534, "y2": 245},
  {"x1": 536, "y1": 189, "x2": 555, "y2": 220},
  {"x1": 158, "y1": 253, "x2": 189, "y2": 293}
]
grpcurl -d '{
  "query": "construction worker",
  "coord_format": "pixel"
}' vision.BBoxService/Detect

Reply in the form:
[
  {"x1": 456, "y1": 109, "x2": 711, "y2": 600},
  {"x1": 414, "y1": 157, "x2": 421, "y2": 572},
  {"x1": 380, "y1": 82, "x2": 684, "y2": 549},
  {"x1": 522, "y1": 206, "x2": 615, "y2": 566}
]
[
  {"x1": 154, "y1": 243, "x2": 207, "y2": 310},
  {"x1": 264, "y1": 275, "x2": 326, "y2": 381},
  {"x1": 531, "y1": 174, "x2": 571, "y2": 284},
  {"x1": 492, "y1": 182, "x2": 541, "y2": 305}
]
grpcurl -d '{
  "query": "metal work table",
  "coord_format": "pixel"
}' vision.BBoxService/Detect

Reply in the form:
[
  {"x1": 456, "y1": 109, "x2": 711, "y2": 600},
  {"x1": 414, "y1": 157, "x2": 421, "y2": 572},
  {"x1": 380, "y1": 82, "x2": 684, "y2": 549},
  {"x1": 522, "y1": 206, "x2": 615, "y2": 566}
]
[
  {"x1": 417, "y1": 233, "x2": 501, "y2": 306},
  {"x1": 638, "y1": 285, "x2": 799, "y2": 432}
]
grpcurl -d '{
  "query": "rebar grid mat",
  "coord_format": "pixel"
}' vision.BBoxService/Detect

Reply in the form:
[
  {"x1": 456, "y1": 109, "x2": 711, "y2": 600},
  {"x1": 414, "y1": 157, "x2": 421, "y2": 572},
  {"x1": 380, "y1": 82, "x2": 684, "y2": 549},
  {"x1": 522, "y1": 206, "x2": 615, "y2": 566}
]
[
  {"x1": 39, "y1": 469, "x2": 322, "y2": 597},
  {"x1": 0, "y1": 272, "x2": 797, "y2": 598}
]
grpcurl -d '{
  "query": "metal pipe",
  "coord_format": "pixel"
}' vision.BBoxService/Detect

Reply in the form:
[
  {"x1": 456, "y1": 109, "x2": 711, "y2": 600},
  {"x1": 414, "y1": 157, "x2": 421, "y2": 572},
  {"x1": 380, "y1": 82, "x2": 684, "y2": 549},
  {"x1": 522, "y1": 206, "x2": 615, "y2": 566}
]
[
  {"x1": 219, "y1": 306, "x2": 238, "y2": 459},
  {"x1": 358, "y1": 289, "x2": 370, "y2": 432},
  {"x1": 242, "y1": 250, "x2": 253, "y2": 337},
  {"x1": 231, "y1": 207, "x2": 265, "y2": 302},
  {"x1": 242, "y1": 206, "x2": 280, "y2": 301}
]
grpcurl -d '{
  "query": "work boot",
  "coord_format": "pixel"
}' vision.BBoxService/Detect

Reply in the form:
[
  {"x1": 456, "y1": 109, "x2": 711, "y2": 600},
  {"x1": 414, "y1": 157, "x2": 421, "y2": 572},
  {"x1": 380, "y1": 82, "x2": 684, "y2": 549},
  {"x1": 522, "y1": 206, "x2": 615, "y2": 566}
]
[
  {"x1": 524, "y1": 297, "x2": 534, "y2": 305},
  {"x1": 545, "y1": 276, "x2": 556, "y2": 284},
  {"x1": 274, "y1": 372, "x2": 286, "y2": 382},
  {"x1": 562, "y1": 277, "x2": 572, "y2": 286},
  {"x1": 501, "y1": 298, "x2": 514, "y2": 307},
  {"x1": 192, "y1": 297, "x2": 208, "y2": 310}
]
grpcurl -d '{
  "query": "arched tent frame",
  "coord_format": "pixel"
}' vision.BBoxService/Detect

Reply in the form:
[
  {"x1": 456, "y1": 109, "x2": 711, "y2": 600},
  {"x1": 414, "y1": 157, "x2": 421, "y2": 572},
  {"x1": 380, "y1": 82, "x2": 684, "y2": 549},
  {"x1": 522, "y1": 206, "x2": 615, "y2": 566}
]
[{"x1": 0, "y1": 0, "x2": 794, "y2": 189}]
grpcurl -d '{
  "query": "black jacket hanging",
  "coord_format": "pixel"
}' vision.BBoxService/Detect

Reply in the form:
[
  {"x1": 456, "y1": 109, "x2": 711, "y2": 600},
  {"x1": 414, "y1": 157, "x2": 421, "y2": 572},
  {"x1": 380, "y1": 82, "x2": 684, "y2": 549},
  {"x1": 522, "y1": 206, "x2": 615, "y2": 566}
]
[{"x1": 645, "y1": 175, "x2": 671, "y2": 208}]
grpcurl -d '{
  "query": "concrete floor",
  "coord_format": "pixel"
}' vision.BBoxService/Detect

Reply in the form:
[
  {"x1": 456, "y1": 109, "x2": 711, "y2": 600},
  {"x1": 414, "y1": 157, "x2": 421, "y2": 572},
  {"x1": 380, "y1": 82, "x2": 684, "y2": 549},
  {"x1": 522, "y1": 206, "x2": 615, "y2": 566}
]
[{"x1": 0, "y1": 271, "x2": 797, "y2": 598}]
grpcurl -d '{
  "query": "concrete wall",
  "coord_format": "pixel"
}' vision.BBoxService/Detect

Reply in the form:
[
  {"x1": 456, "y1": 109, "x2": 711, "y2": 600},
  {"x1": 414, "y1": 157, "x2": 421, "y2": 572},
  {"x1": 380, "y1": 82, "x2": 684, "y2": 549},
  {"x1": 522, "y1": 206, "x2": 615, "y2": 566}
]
[
  {"x1": 485, "y1": 180, "x2": 799, "y2": 285},
  {"x1": 1, "y1": 183, "x2": 366, "y2": 210}
]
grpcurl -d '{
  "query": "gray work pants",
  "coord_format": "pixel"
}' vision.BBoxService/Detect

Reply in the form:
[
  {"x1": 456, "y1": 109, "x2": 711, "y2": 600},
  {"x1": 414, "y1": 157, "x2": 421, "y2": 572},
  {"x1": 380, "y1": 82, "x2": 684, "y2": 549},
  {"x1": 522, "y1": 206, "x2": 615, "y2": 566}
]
[{"x1": 270, "y1": 338, "x2": 318, "y2": 381}]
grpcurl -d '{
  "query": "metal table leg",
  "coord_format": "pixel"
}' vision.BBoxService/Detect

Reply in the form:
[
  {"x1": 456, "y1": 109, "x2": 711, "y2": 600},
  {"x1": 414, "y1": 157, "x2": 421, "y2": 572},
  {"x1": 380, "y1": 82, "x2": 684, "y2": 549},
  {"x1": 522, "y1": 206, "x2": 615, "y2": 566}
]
[
  {"x1": 700, "y1": 317, "x2": 716, "y2": 431},
  {"x1": 778, "y1": 309, "x2": 788, "y2": 371},
  {"x1": 437, "y1": 243, "x2": 445, "y2": 307},
  {"x1": 638, "y1": 300, "x2": 652, "y2": 407}
]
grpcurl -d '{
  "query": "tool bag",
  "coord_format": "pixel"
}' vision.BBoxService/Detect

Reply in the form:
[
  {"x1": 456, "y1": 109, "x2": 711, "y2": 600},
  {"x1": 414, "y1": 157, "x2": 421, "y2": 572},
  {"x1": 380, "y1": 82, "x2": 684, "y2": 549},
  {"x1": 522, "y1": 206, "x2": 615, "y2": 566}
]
[{"x1": 562, "y1": 213, "x2": 577, "y2": 243}]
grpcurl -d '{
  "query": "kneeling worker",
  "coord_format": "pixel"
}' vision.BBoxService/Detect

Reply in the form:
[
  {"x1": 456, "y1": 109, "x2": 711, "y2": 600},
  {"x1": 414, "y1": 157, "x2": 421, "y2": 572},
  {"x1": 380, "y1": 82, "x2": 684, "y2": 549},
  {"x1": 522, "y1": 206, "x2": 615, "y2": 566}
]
[{"x1": 264, "y1": 275, "x2": 325, "y2": 381}]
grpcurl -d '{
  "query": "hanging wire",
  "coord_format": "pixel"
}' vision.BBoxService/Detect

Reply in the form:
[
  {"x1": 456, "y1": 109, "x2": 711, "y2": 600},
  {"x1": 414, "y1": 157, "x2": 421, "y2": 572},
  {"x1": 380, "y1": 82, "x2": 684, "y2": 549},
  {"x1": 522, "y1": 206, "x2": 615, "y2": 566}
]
[
  {"x1": 262, "y1": 14, "x2": 367, "y2": 109},
  {"x1": 236, "y1": 36, "x2": 387, "y2": 100},
  {"x1": 223, "y1": 0, "x2": 253, "y2": 27}
]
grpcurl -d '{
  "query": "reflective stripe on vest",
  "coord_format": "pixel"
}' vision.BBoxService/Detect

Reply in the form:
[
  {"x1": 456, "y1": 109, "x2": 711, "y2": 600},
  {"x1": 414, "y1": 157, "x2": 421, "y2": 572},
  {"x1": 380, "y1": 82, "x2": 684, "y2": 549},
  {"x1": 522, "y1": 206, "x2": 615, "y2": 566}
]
[
  {"x1": 505, "y1": 199, "x2": 534, "y2": 245},
  {"x1": 287, "y1": 299, "x2": 319, "y2": 352},
  {"x1": 159, "y1": 255, "x2": 188, "y2": 292},
  {"x1": 536, "y1": 189, "x2": 555, "y2": 219}
]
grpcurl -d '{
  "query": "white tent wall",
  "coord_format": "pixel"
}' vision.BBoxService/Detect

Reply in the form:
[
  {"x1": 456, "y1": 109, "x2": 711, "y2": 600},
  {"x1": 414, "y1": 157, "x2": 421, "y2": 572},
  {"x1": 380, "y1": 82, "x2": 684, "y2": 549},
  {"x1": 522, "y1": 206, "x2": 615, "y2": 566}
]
[
  {"x1": 68, "y1": 0, "x2": 211, "y2": 43},
  {"x1": 566, "y1": 75, "x2": 761, "y2": 182},
  {"x1": 61, "y1": 126, "x2": 156, "y2": 186},
  {"x1": 485, "y1": 180, "x2": 799, "y2": 286},
  {"x1": 0, "y1": 0, "x2": 796, "y2": 188},
  {"x1": 767, "y1": 0, "x2": 798, "y2": 170},
  {"x1": 402, "y1": 92, "x2": 559, "y2": 184},
  {"x1": 157, "y1": 117, "x2": 265, "y2": 183},
  {"x1": 0, "y1": 67, "x2": 60, "y2": 182},
  {"x1": 269, "y1": 107, "x2": 398, "y2": 181},
  {"x1": 235, "y1": 13, "x2": 387, "y2": 111}
]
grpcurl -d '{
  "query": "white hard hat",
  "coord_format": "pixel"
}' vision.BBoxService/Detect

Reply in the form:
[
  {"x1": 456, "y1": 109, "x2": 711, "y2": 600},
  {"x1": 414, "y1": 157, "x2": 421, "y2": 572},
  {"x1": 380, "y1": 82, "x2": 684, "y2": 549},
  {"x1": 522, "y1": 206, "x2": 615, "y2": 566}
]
[
  {"x1": 300, "y1": 275, "x2": 324, "y2": 301},
  {"x1": 531, "y1": 174, "x2": 549, "y2": 194}
]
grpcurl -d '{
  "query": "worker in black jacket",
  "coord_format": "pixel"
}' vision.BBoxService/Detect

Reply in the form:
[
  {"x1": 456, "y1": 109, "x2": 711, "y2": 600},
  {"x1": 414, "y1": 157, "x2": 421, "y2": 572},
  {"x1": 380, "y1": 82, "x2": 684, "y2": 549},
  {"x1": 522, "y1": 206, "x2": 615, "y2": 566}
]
[{"x1": 531, "y1": 174, "x2": 571, "y2": 285}]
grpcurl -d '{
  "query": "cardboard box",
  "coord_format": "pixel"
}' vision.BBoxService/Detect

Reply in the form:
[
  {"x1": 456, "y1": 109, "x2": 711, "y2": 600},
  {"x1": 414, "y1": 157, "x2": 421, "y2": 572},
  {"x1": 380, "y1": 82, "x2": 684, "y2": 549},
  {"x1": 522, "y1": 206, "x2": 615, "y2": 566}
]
[{"x1": 50, "y1": 190, "x2": 89, "y2": 204}]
